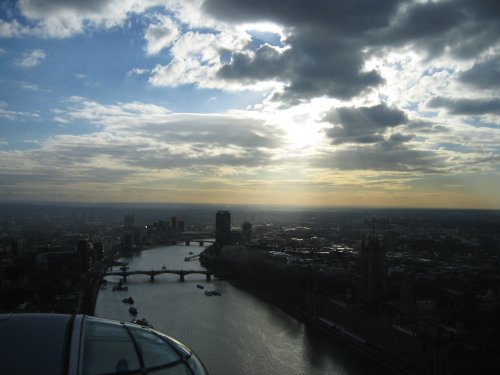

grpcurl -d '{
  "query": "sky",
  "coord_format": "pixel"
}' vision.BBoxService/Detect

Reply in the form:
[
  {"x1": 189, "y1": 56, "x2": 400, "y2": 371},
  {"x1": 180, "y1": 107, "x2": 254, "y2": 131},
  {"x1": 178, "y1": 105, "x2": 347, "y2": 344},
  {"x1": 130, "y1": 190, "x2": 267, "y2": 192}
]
[{"x1": 0, "y1": 0, "x2": 499, "y2": 209}]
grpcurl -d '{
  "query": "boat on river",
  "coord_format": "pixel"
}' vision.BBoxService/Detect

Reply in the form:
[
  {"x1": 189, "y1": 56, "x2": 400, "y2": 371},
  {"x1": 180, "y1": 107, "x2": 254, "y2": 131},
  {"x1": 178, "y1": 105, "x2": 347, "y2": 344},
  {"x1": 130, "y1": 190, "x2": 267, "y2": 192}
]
[
  {"x1": 132, "y1": 318, "x2": 154, "y2": 328},
  {"x1": 112, "y1": 285, "x2": 128, "y2": 292},
  {"x1": 129, "y1": 307, "x2": 138, "y2": 315},
  {"x1": 196, "y1": 284, "x2": 204, "y2": 289},
  {"x1": 122, "y1": 297, "x2": 134, "y2": 304},
  {"x1": 204, "y1": 289, "x2": 222, "y2": 296},
  {"x1": 113, "y1": 279, "x2": 128, "y2": 292}
]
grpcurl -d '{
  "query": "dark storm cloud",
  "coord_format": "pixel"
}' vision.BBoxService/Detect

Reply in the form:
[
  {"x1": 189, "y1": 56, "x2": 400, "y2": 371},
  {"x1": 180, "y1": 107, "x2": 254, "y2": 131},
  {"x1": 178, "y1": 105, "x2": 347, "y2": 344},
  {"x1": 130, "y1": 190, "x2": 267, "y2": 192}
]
[
  {"x1": 218, "y1": 44, "x2": 286, "y2": 81},
  {"x1": 203, "y1": 0, "x2": 401, "y2": 32},
  {"x1": 372, "y1": 0, "x2": 463, "y2": 50},
  {"x1": 206, "y1": 0, "x2": 401, "y2": 102},
  {"x1": 323, "y1": 104, "x2": 408, "y2": 144},
  {"x1": 405, "y1": 120, "x2": 449, "y2": 134},
  {"x1": 219, "y1": 29, "x2": 383, "y2": 102},
  {"x1": 205, "y1": 0, "x2": 500, "y2": 103},
  {"x1": 316, "y1": 105, "x2": 446, "y2": 172},
  {"x1": 373, "y1": 0, "x2": 500, "y2": 58},
  {"x1": 386, "y1": 132, "x2": 413, "y2": 144},
  {"x1": 19, "y1": 0, "x2": 108, "y2": 13},
  {"x1": 314, "y1": 139, "x2": 446, "y2": 173},
  {"x1": 459, "y1": 58, "x2": 500, "y2": 89},
  {"x1": 428, "y1": 97, "x2": 500, "y2": 115}
]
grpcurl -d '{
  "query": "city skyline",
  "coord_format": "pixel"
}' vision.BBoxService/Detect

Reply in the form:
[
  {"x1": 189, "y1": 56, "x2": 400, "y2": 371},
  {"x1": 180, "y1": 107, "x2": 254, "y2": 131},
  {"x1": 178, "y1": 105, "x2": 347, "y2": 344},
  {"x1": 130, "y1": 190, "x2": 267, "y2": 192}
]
[{"x1": 1, "y1": 0, "x2": 499, "y2": 209}]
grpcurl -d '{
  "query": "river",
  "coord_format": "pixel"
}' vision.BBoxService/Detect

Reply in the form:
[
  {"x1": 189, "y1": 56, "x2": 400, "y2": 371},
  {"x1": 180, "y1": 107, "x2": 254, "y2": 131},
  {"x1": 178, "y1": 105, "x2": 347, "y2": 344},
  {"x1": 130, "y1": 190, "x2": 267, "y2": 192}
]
[{"x1": 95, "y1": 244, "x2": 385, "y2": 375}]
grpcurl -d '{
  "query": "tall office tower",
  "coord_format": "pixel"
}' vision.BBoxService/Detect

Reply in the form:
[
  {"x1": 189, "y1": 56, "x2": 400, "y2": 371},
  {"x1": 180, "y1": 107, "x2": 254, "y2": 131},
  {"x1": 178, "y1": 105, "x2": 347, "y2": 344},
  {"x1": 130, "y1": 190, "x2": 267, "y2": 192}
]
[
  {"x1": 242, "y1": 221, "x2": 252, "y2": 243},
  {"x1": 171, "y1": 216, "x2": 177, "y2": 232},
  {"x1": 124, "y1": 214, "x2": 134, "y2": 229},
  {"x1": 215, "y1": 210, "x2": 231, "y2": 247},
  {"x1": 359, "y1": 233, "x2": 386, "y2": 305}
]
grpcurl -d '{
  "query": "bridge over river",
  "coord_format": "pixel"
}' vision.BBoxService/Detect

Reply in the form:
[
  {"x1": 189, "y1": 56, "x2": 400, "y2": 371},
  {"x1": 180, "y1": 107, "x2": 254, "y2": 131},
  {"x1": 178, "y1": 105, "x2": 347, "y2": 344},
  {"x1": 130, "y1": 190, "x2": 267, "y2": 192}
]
[
  {"x1": 103, "y1": 269, "x2": 212, "y2": 282},
  {"x1": 174, "y1": 239, "x2": 215, "y2": 246}
]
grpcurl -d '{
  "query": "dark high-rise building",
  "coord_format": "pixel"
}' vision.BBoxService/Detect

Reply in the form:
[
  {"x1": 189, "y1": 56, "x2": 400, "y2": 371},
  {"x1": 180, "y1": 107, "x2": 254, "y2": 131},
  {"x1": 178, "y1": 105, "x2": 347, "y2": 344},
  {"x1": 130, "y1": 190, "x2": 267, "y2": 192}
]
[
  {"x1": 242, "y1": 221, "x2": 252, "y2": 243},
  {"x1": 359, "y1": 234, "x2": 386, "y2": 305},
  {"x1": 171, "y1": 216, "x2": 177, "y2": 232},
  {"x1": 216, "y1": 210, "x2": 231, "y2": 248}
]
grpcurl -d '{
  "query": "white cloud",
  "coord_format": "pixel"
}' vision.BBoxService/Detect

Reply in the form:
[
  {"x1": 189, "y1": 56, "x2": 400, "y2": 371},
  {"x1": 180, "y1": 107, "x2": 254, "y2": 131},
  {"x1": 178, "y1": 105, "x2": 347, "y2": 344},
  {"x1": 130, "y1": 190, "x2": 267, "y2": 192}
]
[
  {"x1": 149, "y1": 29, "x2": 259, "y2": 89},
  {"x1": 0, "y1": 19, "x2": 33, "y2": 37},
  {"x1": 127, "y1": 68, "x2": 149, "y2": 76},
  {"x1": 0, "y1": 101, "x2": 40, "y2": 120},
  {"x1": 19, "y1": 49, "x2": 46, "y2": 68},
  {"x1": 14, "y1": 80, "x2": 52, "y2": 92},
  {"x1": 15, "y1": 0, "x2": 155, "y2": 38},
  {"x1": 4, "y1": 0, "x2": 207, "y2": 39},
  {"x1": 144, "y1": 14, "x2": 180, "y2": 55}
]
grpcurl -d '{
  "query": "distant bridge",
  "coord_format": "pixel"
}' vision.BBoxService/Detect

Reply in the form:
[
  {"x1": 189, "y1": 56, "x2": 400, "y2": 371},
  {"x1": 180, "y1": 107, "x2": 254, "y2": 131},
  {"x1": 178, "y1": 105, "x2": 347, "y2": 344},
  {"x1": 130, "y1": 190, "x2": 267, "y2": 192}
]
[
  {"x1": 175, "y1": 239, "x2": 215, "y2": 246},
  {"x1": 103, "y1": 269, "x2": 212, "y2": 282}
]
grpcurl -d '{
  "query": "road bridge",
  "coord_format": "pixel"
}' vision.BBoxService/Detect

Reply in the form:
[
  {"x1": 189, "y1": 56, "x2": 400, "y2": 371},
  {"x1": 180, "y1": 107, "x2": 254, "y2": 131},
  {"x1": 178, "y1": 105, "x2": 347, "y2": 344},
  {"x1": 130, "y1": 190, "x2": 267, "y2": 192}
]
[
  {"x1": 175, "y1": 239, "x2": 215, "y2": 246},
  {"x1": 104, "y1": 269, "x2": 212, "y2": 282}
]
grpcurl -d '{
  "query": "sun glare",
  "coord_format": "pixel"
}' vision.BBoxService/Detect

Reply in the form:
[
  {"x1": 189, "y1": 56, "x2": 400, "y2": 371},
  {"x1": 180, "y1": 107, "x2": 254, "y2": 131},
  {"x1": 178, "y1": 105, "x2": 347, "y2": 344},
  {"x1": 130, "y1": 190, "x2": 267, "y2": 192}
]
[
  {"x1": 266, "y1": 104, "x2": 328, "y2": 152},
  {"x1": 240, "y1": 21, "x2": 284, "y2": 35}
]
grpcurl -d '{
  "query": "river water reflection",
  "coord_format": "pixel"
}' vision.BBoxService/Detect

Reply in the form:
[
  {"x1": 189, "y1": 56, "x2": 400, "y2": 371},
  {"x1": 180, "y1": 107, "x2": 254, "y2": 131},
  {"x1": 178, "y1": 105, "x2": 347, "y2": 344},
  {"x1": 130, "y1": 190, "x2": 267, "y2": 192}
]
[{"x1": 95, "y1": 245, "x2": 385, "y2": 375}]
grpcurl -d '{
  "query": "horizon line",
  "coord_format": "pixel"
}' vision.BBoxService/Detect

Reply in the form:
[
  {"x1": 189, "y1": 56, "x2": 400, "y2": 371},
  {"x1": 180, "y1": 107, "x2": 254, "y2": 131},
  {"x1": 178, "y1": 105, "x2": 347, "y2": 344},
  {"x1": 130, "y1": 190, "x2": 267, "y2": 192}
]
[{"x1": 0, "y1": 199, "x2": 498, "y2": 212}]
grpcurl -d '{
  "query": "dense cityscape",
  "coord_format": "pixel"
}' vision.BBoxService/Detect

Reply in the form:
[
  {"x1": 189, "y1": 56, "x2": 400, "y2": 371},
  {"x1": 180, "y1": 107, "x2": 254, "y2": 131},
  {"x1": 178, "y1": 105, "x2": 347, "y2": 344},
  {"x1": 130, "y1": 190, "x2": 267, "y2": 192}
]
[{"x1": 1, "y1": 203, "x2": 499, "y2": 374}]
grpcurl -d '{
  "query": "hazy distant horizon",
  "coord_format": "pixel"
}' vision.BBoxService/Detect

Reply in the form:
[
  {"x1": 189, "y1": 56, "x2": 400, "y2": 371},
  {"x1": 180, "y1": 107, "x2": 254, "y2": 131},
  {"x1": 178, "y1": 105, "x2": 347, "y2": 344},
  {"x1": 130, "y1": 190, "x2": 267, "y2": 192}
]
[{"x1": 1, "y1": 199, "x2": 499, "y2": 212}]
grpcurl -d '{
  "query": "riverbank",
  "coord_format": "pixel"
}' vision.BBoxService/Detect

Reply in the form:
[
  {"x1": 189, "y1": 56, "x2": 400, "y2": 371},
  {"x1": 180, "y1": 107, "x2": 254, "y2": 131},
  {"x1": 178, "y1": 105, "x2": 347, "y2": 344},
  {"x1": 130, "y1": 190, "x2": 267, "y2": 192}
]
[
  {"x1": 200, "y1": 249, "x2": 406, "y2": 374},
  {"x1": 226, "y1": 278, "x2": 409, "y2": 374}
]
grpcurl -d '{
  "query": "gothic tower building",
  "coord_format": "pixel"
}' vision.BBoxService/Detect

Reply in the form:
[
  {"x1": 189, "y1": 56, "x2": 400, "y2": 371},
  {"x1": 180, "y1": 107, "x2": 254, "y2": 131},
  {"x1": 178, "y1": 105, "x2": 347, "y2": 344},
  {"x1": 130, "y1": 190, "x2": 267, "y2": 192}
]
[{"x1": 359, "y1": 233, "x2": 386, "y2": 304}]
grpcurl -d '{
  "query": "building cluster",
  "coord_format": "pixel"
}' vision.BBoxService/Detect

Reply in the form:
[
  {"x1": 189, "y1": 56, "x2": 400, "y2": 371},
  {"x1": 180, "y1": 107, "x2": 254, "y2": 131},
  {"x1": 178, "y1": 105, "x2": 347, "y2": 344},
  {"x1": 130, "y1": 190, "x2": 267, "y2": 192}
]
[
  {"x1": 121, "y1": 214, "x2": 185, "y2": 250},
  {"x1": 0, "y1": 207, "x2": 191, "y2": 313},
  {"x1": 207, "y1": 209, "x2": 500, "y2": 374},
  {"x1": 214, "y1": 210, "x2": 252, "y2": 251}
]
